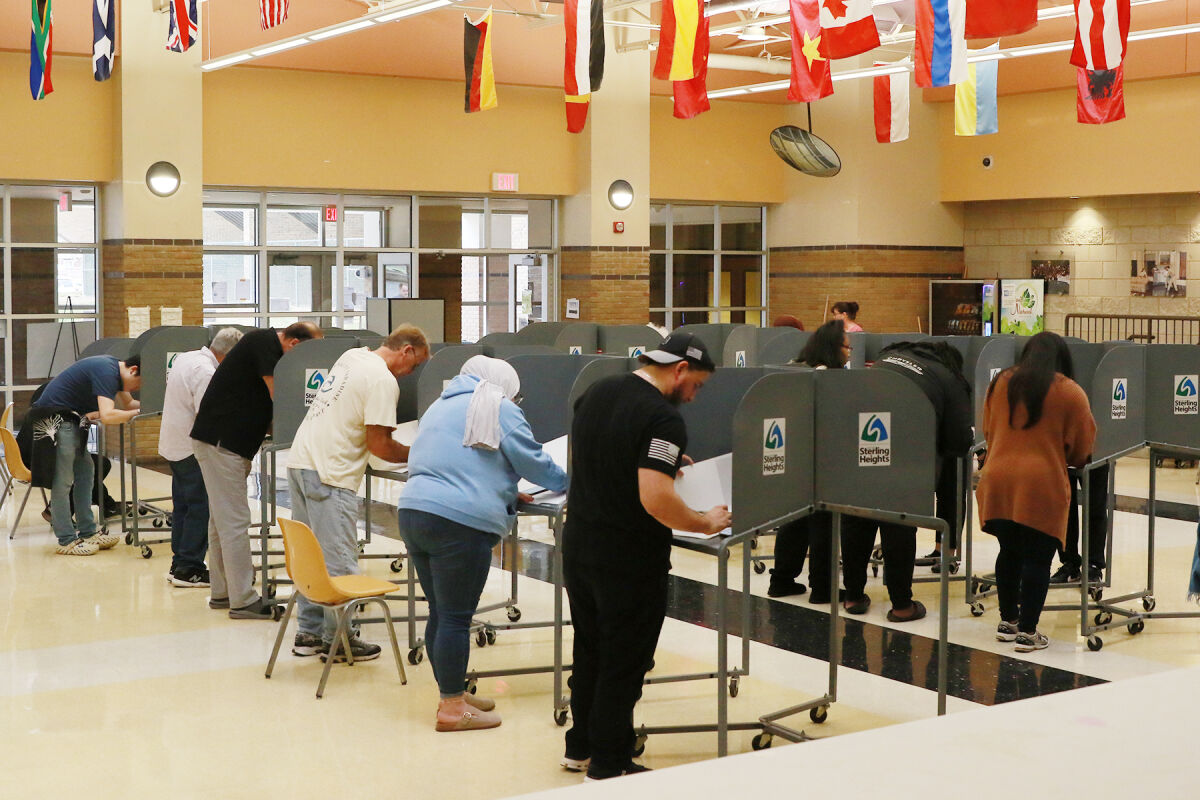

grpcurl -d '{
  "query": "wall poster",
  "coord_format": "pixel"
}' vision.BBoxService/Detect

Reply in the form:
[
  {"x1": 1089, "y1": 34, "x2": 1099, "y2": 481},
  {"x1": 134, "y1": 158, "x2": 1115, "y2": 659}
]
[{"x1": 1131, "y1": 250, "x2": 1187, "y2": 298}]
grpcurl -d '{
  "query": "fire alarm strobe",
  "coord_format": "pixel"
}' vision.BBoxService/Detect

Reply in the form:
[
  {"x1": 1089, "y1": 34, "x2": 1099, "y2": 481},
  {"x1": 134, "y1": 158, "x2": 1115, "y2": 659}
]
[{"x1": 613, "y1": 221, "x2": 624, "y2": 233}]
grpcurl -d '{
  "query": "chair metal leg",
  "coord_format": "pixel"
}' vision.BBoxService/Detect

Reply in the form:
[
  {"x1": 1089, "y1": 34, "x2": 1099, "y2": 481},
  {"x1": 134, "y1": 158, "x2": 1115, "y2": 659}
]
[
  {"x1": 370, "y1": 596, "x2": 407, "y2": 685},
  {"x1": 0, "y1": 475, "x2": 12, "y2": 516},
  {"x1": 265, "y1": 593, "x2": 298, "y2": 679},
  {"x1": 9, "y1": 483, "x2": 32, "y2": 540},
  {"x1": 317, "y1": 603, "x2": 353, "y2": 699},
  {"x1": 340, "y1": 605, "x2": 358, "y2": 667}
]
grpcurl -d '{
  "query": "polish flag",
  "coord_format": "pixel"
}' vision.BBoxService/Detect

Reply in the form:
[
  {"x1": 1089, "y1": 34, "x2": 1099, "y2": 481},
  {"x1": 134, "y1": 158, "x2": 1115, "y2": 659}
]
[
  {"x1": 1071, "y1": 0, "x2": 1130, "y2": 71},
  {"x1": 873, "y1": 61, "x2": 909, "y2": 144},
  {"x1": 818, "y1": 0, "x2": 879, "y2": 59}
]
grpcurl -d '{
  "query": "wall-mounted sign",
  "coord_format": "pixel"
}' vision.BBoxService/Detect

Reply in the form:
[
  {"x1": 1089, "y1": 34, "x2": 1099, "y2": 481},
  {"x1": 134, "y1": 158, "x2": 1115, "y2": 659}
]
[{"x1": 491, "y1": 173, "x2": 519, "y2": 192}]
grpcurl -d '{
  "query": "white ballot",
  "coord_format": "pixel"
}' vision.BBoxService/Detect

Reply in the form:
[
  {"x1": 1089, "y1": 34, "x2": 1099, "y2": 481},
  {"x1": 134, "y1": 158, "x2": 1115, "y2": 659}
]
[
  {"x1": 160, "y1": 307, "x2": 183, "y2": 326},
  {"x1": 127, "y1": 307, "x2": 150, "y2": 338},
  {"x1": 517, "y1": 435, "x2": 569, "y2": 495},
  {"x1": 672, "y1": 452, "x2": 733, "y2": 540},
  {"x1": 367, "y1": 420, "x2": 420, "y2": 472}
]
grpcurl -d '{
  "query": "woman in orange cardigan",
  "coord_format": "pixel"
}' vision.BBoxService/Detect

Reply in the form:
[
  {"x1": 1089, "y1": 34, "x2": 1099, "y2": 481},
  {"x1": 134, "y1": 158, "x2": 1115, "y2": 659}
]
[{"x1": 976, "y1": 333, "x2": 1096, "y2": 652}]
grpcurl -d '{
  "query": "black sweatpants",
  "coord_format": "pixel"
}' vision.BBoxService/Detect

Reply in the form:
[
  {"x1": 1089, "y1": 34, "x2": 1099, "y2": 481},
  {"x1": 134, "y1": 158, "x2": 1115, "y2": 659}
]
[
  {"x1": 563, "y1": 558, "x2": 668, "y2": 774},
  {"x1": 1063, "y1": 464, "x2": 1110, "y2": 570},
  {"x1": 841, "y1": 516, "x2": 917, "y2": 608},
  {"x1": 933, "y1": 460, "x2": 966, "y2": 550},
  {"x1": 988, "y1": 520, "x2": 1059, "y2": 633},
  {"x1": 773, "y1": 511, "x2": 840, "y2": 597}
]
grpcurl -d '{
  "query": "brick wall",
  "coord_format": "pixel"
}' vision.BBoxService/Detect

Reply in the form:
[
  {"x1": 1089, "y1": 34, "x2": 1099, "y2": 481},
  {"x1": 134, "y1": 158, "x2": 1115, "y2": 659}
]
[
  {"x1": 560, "y1": 247, "x2": 650, "y2": 324},
  {"x1": 963, "y1": 193, "x2": 1200, "y2": 333},
  {"x1": 768, "y1": 246, "x2": 966, "y2": 333}
]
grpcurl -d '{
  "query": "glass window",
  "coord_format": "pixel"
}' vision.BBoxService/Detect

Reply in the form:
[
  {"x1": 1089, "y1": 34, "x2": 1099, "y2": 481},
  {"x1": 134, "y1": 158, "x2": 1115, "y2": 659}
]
[
  {"x1": 382, "y1": 254, "x2": 412, "y2": 298},
  {"x1": 204, "y1": 314, "x2": 259, "y2": 328},
  {"x1": 650, "y1": 253, "x2": 666, "y2": 309},
  {"x1": 11, "y1": 248, "x2": 96, "y2": 314},
  {"x1": 672, "y1": 205, "x2": 714, "y2": 251},
  {"x1": 9, "y1": 185, "x2": 95, "y2": 244},
  {"x1": 673, "y1": 253, "x2": 713, "y2": 310},
  {"x1": 204, "y1": 253, "x2": 258, "y2": 306},
  {"x1": 650, "y1": 204, "x2": 669, "y2": 250},
  {"x1": 343, "y1": 195, "x2": 411, "y2": 248},
  {"x1": 418, "y1": 197, "x2": 484, "y2": 249},
  {"x1": 489, "y1": 198, "x2": 553, "y2": 249},
  {"x1": 721, "y1": 206, "x2": 762, "y2": 251},
  {"x1": 268, "y1": 252, "x2": 336, "y2": 313},
  {"x1": 10, "y1": 318, "x2": 99, "y2": 385},
  {"x1": 342, "y1": 258, "x2": 374, "y2": 313},
  {"x1": 204, "y1": 206, "x2": 257, "y2": 246},
  {"x1": 267, "y1": 206, "x2": 324, "y2": 247}
]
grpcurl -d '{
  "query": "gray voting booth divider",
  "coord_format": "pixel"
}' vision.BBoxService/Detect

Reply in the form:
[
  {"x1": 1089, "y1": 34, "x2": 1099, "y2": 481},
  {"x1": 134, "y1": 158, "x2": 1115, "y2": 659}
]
[
  {"x1": 507, "y1": 354, "x2": 610, "y2": 443},
  {"x1": 723, "y1": 327, "x2": 807, "y2": 367},
  {"x1": 597, "y1": 324, "x2": 663, "y2": 357},
  {"x1": 672, "y1": 323, "x2": 746, "y2": 366},
  {"x1": 478, "y1": 332, "x2": 517, "y2": 345},
  {"x1": 512, "y1": 322, "x2": 572, "y2": 345},
  {"x1": 79, "y1": 337, "x2": 135, "y2": 360},
  {"x1": 554, "y1": 323, "x2": 599, "y2": 354}
]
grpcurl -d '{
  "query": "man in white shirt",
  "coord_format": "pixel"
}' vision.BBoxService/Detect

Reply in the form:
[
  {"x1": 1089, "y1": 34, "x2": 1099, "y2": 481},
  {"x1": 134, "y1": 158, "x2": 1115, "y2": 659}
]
[
  {"x1": 158, "y1": 328, "x2": 244, "y2": 587},
  {"x1": 287, "y1": 324, "x2": 429, "y2": 662}
]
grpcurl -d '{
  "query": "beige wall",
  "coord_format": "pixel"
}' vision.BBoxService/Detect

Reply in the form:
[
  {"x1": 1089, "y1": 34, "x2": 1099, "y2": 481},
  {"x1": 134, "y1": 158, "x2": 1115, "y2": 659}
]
[
  {"x1": 0, "y1": 54, "x2": 114, "y2": 183},
  {"x1": 940, "y1": 74, "x2": 1200, "y2": 203}
]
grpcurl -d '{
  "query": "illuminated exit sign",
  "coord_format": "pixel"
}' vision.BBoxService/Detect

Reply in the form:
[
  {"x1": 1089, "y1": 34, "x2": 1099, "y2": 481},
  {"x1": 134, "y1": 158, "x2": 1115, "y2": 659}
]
[{"x1": 491, "y1": 173, "x2": 519, "y2": 192}]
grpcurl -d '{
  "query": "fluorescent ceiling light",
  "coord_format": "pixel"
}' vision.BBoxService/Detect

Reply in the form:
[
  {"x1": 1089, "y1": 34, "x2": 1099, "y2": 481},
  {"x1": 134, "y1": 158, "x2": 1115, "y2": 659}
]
[
  {"x1": 1128, "y1": 22, "x2": 1200, "y2": 42},
  {"x1": 744, "y1": 81, "x2": 787, "y2": 93},
  {"x1": 309, "y1": 19, "x2": 377, "y2": 40},
  {"x1": 707, "y1": 87, "x2": 752, "y2": 98},
  {"x1": 968, "y1": 50, "x2": 1007, "y2": 63},
  {"x1": 377, "y1": 0, "x2": 452, "y2": 22},
  {"x1": 251, "y1": 38, "x2": 310, "y2": 56},
  {"x1": 200, "y1": 53, "x2": 252, "y2": 70}
]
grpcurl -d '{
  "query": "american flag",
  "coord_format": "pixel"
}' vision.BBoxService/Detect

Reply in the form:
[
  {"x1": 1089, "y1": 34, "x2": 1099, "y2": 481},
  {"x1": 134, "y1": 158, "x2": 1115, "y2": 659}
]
[
  {"x1": 260, "y1": 0, "x2": 290, "y2": 30},
  {"x1": 166, "y1": 0, "x2": 198, "y2": 53}
]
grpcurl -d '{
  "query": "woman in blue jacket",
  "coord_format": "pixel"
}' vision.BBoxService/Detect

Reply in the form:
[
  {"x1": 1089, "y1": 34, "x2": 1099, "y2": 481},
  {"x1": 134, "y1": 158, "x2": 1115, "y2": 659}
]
[{"x1": 398, "y1": 355, "x2": 567, "y2": 732}]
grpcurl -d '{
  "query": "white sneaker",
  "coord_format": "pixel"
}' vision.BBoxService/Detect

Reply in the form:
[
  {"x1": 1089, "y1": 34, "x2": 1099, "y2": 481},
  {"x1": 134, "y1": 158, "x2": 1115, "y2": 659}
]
[
  {"x1": 1014, "y1": 630, "x2": 1049, "y2": 652},
  {"x1": 995, "y1": 620, "x2": 1019, "y2": 642},
  {"x1": 55, "y1": 538, "x2": 99, "y2": 556},
  {"x1": 86, "y1": 531, "x2": 120, "y2": 550}
]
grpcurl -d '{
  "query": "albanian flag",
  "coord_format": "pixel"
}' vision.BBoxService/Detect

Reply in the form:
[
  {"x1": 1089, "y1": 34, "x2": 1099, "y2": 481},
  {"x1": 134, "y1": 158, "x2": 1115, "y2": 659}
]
[
  {"x1": 464, "y1": 9, "x2": 498, "y2": 113},
  {"x1": 1077, "y1": 65, "x2": 1125, "y2": 124}
]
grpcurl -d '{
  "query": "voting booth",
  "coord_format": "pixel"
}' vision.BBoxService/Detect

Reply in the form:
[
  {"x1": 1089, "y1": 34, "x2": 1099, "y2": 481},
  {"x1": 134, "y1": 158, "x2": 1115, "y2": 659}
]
[
  {"x1": 723, "y1": 327, "x2": 806, "y2": 367},
  {"x1": 79, "y1": 337, "x2": 135, "y2": 360},
  {"x1": 597, "y1": 325, "x2": 663, "y2": 357},
  {"x1": 672, "y1": 323, "x2": 747, "y2": 366},
  {"x1": 554, "y1": 322, "x2": 599, "y2": 354},
  {"x1": 511, "y1": 321, "x2": 572, "y2": 345}
]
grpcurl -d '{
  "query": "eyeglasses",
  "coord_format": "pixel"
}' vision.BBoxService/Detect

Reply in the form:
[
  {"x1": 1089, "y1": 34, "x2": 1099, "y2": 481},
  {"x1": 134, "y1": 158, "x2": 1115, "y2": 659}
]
[{"x1": 512, "y1": 392, "x2": 524, "y2": 406}]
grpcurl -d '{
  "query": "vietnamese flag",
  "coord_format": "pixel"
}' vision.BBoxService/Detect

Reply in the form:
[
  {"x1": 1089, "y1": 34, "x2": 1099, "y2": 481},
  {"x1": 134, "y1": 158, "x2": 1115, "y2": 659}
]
[
  {"x1": 1077, "y1": 65, "x2": 1125, "y2": 124},
  {"x1": 789, "y1": 0, "x2": 832, "y2": 103},
  {"x1": 818, "y1": 0, "x2": 879, "y2": 59},
  {"x1": 965, "y1": 0, "x2": 1037, "y2": 39},
  {"x1": 464, "y1": 8, "x2": 498, "y2": 112}
]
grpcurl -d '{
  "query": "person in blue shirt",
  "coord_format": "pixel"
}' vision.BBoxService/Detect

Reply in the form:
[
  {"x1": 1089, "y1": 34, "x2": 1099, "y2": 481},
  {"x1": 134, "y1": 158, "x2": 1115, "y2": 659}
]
[
  {"x1": 398, "y1": 355, "x2": 566, "y2": 732},
  {"x1": 29, "y1": 354, "x2": 142, "y2": 555}
]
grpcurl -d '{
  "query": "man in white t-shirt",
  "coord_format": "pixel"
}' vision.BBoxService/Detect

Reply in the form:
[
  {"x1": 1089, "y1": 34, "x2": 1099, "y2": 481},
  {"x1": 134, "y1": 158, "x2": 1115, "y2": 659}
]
[
  {"x1": 287, "y1": 324, "x2": 429, "y2": 662},
  {"x1": 158, "y1": 327, "x2": 245, "y2": 587}
]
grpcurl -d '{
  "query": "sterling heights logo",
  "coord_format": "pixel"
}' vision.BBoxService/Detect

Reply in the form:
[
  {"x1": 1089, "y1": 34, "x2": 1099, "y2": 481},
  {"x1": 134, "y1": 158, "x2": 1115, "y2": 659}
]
[
  {"x1": 858, "y1": 412, "x2": 892, "y2": 467},
  {"x1": 735, "y1": 350, "x2": 747, "y2": 368},
  {"x1": 1175, "y1": 374, "x2": 1198, "y2": 415},
  {"x1": 304, "y1": 369, "x2": 327, "y2": 407},
  {"x1": 1111, "y1": 378, "x2": 1127, "y2": 420},
  {"x1": 762, "y1": 418, "x2": 786, "y2": 476},
  {"x1": 166, "y1": 351, "x2": 181, "y2": 377}
]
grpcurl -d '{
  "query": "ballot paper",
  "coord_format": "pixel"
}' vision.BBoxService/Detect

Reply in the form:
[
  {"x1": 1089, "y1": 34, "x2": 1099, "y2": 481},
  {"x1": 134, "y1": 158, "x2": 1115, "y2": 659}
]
[
  {"x1": 517, "y1": 435, "x2": 569, "y2": 495},
  {"x1": 160, "y1": 307, "x2": 183, "y2": 326},
  {"x1": 367, "y1": 420, "x2": 421, "y2": 472},
  {"x1": 127, "y1": 307, "x2": 150, "y2": 338},
  {"x1": 672, "y1": 452, "x2": 733, "y2": 540}
]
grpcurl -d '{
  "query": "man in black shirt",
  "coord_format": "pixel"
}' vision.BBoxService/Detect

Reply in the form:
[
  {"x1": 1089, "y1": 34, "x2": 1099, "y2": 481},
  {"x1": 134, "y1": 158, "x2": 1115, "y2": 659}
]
[
  {"x1": 190, "y1": 322, "x2": 321, "y2": 619},
  {"x1": 562, "y1": 332, "x2": 730, "y2": 781}
]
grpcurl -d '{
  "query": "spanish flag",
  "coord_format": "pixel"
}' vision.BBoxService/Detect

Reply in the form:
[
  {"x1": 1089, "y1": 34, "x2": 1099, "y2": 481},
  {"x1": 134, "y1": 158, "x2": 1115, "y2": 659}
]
[
  {"x1": 654, "y1": 0, "x2": 702, "y2": 82},
  {"x1": 464, "y1": 9, "x2": 497, "y2": 113}
]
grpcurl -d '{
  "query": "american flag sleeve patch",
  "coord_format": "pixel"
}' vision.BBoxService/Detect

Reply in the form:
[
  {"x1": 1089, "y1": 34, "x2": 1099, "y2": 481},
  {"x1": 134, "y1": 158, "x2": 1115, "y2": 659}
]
[{"x1": 646, "y1": 438, "x2": 681, "y2": 466}]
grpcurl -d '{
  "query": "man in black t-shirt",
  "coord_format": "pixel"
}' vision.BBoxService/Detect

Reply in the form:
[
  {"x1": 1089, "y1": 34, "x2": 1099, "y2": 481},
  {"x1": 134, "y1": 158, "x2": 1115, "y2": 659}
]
[
  {"x1": 562, "y1": 332, "x2": 730, "y2": 781},
  {"x1": 190, "y1": 322, "x2": 321, "y2": 620}
]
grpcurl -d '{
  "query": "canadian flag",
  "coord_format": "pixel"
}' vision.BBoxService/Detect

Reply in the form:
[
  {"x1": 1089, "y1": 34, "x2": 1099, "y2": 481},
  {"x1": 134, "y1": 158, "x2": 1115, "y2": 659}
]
[
  {"x1": 818, "y1": 0, "x2": 879, "y2": 59},
  {"x1": 1070, "y1": 0, "x2": 1130, "y2": 71}
]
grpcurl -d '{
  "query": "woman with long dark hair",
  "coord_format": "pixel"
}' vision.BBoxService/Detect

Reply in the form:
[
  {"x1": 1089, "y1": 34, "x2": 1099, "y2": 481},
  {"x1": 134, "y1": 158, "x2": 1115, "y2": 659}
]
[
  {"x1": 976, "y1": 332, "x2": 1095, "y2": 652},
  {"x1": 793, "y1": 319, "x2": 850, "y2": 370}
]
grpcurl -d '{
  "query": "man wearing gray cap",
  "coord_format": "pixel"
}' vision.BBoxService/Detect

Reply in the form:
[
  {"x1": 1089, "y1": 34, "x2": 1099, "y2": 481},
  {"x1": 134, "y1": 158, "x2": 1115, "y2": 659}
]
[{"x1": 561, "y1": 331, "x2": 730, "y2": 781}]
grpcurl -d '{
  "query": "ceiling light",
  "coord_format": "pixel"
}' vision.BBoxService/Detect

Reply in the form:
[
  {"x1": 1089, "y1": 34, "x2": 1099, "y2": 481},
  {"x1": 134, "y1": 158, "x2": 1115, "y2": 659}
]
[
  {"x1": 377, "y1": 0, "x2": 452, "y2": 22},
  {"x1": 251, "y1": 38, "x2": 310, "y2": 56},
  {"x1": 744, "y1": 81, "x2": 787, "y2": 93},
  {"x1": 309, "y1": 19, "x2": 377, "y2": 40},
  {"x1": 707, "y1": 87, "x2": 751, "y2": 98},
  {"x1": 1128, "y1": 22, "x2": 1200, "y2": 42},
  {"x1": 738, "y1": 24, "x2": 768, "y2": 41},
  {"x1": 200, "y1": 53, "x2": 252, "y2": 70}
]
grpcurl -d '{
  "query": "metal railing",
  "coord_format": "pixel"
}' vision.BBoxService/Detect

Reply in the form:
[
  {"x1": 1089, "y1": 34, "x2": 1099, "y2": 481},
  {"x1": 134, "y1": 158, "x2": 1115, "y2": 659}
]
[{"x1": 1065, "y1": 314, "x2": 1200, "y2": 344}]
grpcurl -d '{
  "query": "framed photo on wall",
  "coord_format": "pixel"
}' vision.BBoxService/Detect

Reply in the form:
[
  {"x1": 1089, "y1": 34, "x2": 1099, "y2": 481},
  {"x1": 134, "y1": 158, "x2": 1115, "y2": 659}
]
[
  {"x1": 1131, "y1": 250, "x2": 1187, "y2": 298},
  {"x1": 1031, "y1": 256, "x2": 1072, "y2": 295}
]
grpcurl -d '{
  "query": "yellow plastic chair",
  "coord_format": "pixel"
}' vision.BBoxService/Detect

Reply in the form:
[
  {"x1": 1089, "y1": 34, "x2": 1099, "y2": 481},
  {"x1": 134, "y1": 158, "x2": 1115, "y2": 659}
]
[
  {"x1": 1, "y1": 402, "x2": 13, "y2": 431},
  {"x1": 0, "y1": 427, "x2": 36, "y2": 540},
  {"x1": 0, "y1": 403, "x2": 13, "y2": 491},
  {"x1": 266, "y1": 517, "x2": 407, "y2": 698}
]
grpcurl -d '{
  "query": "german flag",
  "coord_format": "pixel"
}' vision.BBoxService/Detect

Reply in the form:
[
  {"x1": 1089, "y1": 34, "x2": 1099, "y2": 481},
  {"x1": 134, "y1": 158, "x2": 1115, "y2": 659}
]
[{"x1": 464, "y1": 9, "x2": 497, "y2": 113}]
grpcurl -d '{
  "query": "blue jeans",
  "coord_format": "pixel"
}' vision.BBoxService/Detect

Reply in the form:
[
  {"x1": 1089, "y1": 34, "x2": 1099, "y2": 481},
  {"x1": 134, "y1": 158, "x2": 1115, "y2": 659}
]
[
  {"x1": 288, "y1": 468, "x2": 363, "y2": 643},
  {"x1": 50, "y1": 420, "x2": 96, "y2": 545},
  {"x1": 397, "y1": 508, "x2": 498, "y2": 698},
  {"x1": 169, "y1": 455, "x2": 209, "y2": 574}
]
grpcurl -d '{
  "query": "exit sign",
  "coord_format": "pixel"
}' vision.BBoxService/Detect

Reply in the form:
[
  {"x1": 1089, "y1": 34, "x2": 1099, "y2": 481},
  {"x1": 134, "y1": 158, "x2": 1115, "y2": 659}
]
[
  {"x1": 491, "y1": 173, "x2": 519, "y2": 192},
  {"x1": 323, "y1": 205, "x2": 338, "y2": 222}
]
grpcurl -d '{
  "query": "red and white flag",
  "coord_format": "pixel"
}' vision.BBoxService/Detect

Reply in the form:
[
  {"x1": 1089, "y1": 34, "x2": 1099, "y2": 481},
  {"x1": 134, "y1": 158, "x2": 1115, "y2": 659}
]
[
  {"x1": 565, "y1": 0, "x2": 605, "y2": 132},
  {"x1": 1071, "y1": 0, "x2": 1130, "y2": 71},
  {"x1": 789, "y1": 0, "x2": 832, "y2": 103},
  {"x1": 818, "y1": 0, "x2": 879, "y2": 59},
  {"x1": 260, "y1": 0, "x2": 289, "y2": 30},
  {"x1": 873, "y1": 61, "x2": 909, "y2": 143}
]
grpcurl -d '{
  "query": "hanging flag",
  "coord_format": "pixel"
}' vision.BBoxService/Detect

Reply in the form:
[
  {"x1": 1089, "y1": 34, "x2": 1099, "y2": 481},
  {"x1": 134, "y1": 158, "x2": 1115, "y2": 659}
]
[
  {"x1": 1077, "y1": 65, "x2": 1125, "y2": 124},
  {"x1": 654, "y1": 0, "x2": 702, "y2": 82},
  {"x1": 30, "y1": 0, "x2": 53, "y2": 100},
  {"x1": 166, "y1": 0, "x2": 198, "y2": 53},
  {"x1": 954, "y1": 46, "x2": 999, "y2": 136},
  {"x1": 965, "y1": 0, "x2": 1037, "y2": 39},
  {"x1": 1071, "y1": 0, "x2": 1130, "y2": 71},
  {"x1": 564, "y1": 0, "x2": 605, "y2": 133},
  {"x1": 914, "y1": 0, "x2": 966, "y2": 88},
  {"x1": 464, "y1": 9, "x2": 498, "y2": 113},
  {"x1": 818, "y1": 0, "x2": 879, "y2": 60},
  {"x1": 93, "y1": 0, "x2": 114, "y2": 81},
  {"x1": 260, "y1": 0, "x2": 290, "y2": 31},
  {"x1": 789, "y1": 0, "x2": 832, "y2": 102},
  {"x1": 873, "y1": 61, "x2": 909, "y2": 143},
  {"x1": 672, "y1": 12, "x2": 710, "y2": 118}
]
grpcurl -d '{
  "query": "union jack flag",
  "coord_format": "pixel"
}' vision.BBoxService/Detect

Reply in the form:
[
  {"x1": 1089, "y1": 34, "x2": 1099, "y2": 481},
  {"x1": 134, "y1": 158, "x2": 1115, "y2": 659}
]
[
  {"x1": 166, "y1": 0, "x2": 197, "y2": 53},
  {"x1": 260, "y1": 0, "x2": 290, "y2": 30}
]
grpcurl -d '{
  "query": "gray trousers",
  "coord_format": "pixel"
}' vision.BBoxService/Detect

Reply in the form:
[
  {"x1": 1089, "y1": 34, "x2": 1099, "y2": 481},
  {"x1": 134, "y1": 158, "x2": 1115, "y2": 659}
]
[
  {"x1": 288, "y1": 468, "x2": 363, "y2": 642},
  {"x1": 193, "y1": 440, "x2": 259, "y2": 610}
]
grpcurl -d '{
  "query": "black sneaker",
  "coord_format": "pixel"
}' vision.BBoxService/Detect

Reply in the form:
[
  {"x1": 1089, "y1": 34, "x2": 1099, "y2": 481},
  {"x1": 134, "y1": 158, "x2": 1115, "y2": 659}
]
[
  {"x1": 1049, "y1": 563, "x2": 1080, "y2": 584},
  {"x1": 807, "y1": 588, "x2": 846, "y2": 605},
  {"x1": 585, "y1": 762, "x2": 651, "y2": 781},
  {"x1": 170, "y1": 567, "x2": 211, "y2": 588},
  {"x1": 292, "y1": 632, "x2": 327, "y2": 657},
  {"x1": 768, "y1": 579, "x2": 807, "y2": 598},
  {"x1": 320, "y1": 636, "x2": 382, "y2": 663},
  {"x1": 914, "y1": 549, "x2": 940, "y2": 567},
  {"x1": 1084, "y1": 564, "x2": 1105, "y2": 584},
  {"x1": 229, "y1": 598, "x2": 279, "y2": 620}
]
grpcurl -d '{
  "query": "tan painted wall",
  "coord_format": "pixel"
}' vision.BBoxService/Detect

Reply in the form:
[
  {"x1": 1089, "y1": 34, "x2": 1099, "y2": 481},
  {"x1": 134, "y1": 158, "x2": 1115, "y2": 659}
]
[
  {"x1": 203, "y1": 67, "x2": 581, "y2": 197},
  {"x1": 940, "y1": 74, "x2": 1200, "y2": 203},
  {"x1": 0, "y1": 53, "x2": 114, "y2": 183}
]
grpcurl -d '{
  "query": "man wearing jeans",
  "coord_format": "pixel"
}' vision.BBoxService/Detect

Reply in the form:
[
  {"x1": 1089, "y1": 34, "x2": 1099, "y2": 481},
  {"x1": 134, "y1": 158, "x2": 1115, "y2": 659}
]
[
  {"x1": 190, "y1": 322, "x2": 321, "y2": 620},
  {"x1": 158, "y1": 327, "x2": 244, "y2": 587},
  {"x1": 286, "y1": 324, "x2": 428, "y2": 661},
  {"x1": 27, "y1": 354, "x2": 142, "y2": 555}
]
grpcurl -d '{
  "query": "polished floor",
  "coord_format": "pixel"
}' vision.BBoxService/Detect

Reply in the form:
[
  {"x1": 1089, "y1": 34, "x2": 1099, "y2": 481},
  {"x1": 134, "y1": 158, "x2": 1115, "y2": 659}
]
[{"x1": 1, "y1": 450, "x2": 1198, "y2": 799}]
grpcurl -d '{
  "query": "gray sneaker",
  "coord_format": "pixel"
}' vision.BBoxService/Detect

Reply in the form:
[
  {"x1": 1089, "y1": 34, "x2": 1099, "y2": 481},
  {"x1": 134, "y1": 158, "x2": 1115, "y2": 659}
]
[
  {"x1": 320, "y1": 636, "x2": 382, "y2": 663},
  {"x1": 995, "y1": 620, "x2": 1019, "y2": 642},
  {"x1": 229, "y1": 599, "x2": 279, "y2": 620},
  {"x1": 1014, "y1": 630, "x2": 1049, "y2": 652},
  {"x1": 292, "y1": 632, "x2": 326, "y2": 657}
]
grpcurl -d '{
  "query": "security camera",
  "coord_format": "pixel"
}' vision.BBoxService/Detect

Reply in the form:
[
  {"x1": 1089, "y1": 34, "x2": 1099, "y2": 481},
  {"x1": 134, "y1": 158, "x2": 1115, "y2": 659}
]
[{"x1": 982, "y1": 156, "x2": 994, "y2": 169}]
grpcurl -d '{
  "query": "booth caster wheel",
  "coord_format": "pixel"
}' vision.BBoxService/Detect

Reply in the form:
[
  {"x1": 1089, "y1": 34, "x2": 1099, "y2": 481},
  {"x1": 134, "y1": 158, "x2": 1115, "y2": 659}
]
[
  {"x1": 407, "y1": 648, "x2": 424, "y2": 665},
  {"x1": 507, "y1": 607, "x2": 522, "y2": 622},
  {"x1": 151, "y1": 518, "x2": 164, "y2": 528},
  {"x1": 125, "y1": 533, "x2": 133, "y2": 545},
  {"x1": 1088, "y1": 587, "x2": 1103, "y2": 602},
  {"x1": 475, "y1": 630, "x2": 489, "y2": 648},
  {"x1": 140, "y1": 545, "x2": 152, "y2": 559},
  {"x1": 1128, "y1": 620, "x2": 1145, "y2": 635},
  {"x1": 1143, "y1": 597, "x2": 1157, "y2": 612},
  {"x1": 753, "y1": 561, "x2": 767, "y2": 575},
  {"x1": 464, "y1": 678, "x2": 478, "y2": 695},
  {"x1": 976, "y1": 582, "x2": 993, "y2": 594},
  {"x1": 1087, "y1": 635, "x2": 1103, "y2": 652},
  {"x1": 970, "y1": 602, "x2": 985, "y2": 617},
  {"x1": 554, "y1": 707, "x2": 568, "y2": 726},
  {"x1": 1094, "y1": 611, "x2": 1113, "y2": 626},
  {"x1": 751, "y1": 733, "x2": 773, "y2": 751},
  {"x1": 390, "y1": 558, "x2": 403, "y2": 573},
  {"x1": 728, "y1": 677, "x2": 739, "y2": 698},
  {"x1": 810, "y1": 706, "x2": 829, "y2": 724},
  {"x1": 632, "y1": 735, "x2": 647, "y2": 758},
  {"x1": 485, "y1": 628, "x2": 497, "y2": 646}
]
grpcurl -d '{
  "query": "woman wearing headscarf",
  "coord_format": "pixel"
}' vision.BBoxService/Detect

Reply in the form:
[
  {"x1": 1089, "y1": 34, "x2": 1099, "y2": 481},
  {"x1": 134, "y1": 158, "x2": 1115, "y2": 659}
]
[{"x1": 398, "y1": 355, "x2": 567, "y2": 731}]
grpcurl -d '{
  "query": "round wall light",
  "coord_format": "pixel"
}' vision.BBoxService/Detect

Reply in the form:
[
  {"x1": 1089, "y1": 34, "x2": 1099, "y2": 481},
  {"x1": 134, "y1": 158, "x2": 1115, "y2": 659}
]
[
  {"x1": 146, "y1": 161, "x2": 181, "y2": 197},
  {"x1": 607, "y1": 179, "x2": 634, "y2": 211}
]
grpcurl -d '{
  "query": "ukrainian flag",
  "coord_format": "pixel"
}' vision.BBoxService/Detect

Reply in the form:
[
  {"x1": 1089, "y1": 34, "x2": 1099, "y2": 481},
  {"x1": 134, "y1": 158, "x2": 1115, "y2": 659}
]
[{"x1": 954, "y1": 45, "x2": 999, "y2": 137}]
